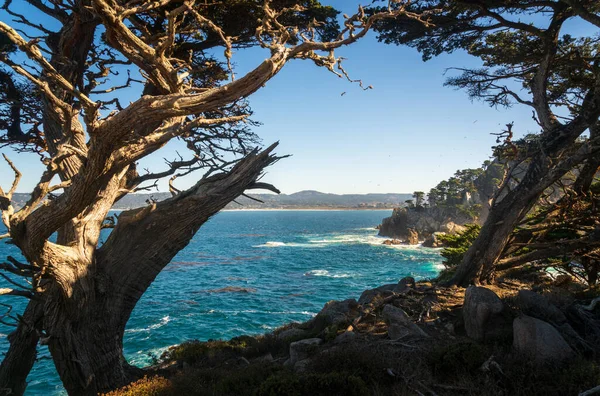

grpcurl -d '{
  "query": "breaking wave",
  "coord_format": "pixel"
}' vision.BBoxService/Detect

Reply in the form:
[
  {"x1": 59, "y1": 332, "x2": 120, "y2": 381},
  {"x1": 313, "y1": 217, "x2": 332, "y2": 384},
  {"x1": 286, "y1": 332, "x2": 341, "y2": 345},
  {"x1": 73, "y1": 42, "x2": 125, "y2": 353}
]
[
  {"x1": 304, "y1": 269, "x2": 354, "y2": 278},
  {"x1": 125, "y1": 316, "x2": 171, "y2": 334}
]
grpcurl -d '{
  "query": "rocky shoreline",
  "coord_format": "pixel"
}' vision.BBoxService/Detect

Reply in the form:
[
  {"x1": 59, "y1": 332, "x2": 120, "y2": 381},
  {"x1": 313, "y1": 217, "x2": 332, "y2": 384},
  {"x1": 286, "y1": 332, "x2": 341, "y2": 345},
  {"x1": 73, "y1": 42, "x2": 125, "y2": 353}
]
[
  {"x1": 110, "y1": 272, "x2": 600, "y2": 396},
  {"x1": 377, "y1": 206, "x2": 476, "y2": 247}
]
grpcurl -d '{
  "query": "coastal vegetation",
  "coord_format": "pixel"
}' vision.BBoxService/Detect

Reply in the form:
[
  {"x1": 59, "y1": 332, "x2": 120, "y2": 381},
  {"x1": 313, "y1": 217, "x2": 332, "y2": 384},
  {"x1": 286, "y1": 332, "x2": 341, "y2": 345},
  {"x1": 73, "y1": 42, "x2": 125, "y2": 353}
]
[
  {"x1": 374, "y1": 0, "x2": 600, "y2": 286},
  {"x1": 0, "y1": 0, "x2": 598, "y2": 395}
]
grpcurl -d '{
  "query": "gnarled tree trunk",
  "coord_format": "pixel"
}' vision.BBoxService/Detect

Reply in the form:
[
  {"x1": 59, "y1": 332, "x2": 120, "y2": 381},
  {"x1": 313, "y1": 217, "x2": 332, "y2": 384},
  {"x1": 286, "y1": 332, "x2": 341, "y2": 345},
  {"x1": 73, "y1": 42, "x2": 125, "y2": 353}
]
[
  {"x1": 43, "y1": 146, "x2": 278, "y2": 395},
  {"x1": 0, "y1": 301, "x2": 42, "y2": 396}
]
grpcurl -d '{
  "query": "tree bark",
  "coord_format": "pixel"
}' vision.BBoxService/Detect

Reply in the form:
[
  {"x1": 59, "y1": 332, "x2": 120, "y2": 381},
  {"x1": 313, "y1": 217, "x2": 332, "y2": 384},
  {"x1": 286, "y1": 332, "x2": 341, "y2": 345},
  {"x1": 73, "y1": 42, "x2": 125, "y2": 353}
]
[
  {"x1": 40, "y1": 145, "x2": 279, "y2": 395},
  {"x1": 0, "y1": 301, "x2": 43, "y2": 396},
  {"x1": 448, "y1": 154, "x2": 559, "y2": 286},
  {"x1": 44, "y1": 288, "x2": 142, "y2": 396}
]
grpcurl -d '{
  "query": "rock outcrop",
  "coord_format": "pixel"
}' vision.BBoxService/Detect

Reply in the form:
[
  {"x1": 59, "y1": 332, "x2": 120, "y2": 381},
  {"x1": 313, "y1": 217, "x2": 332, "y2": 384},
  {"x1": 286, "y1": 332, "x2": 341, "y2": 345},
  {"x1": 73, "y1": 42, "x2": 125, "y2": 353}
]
[
  {"x1": 288, "y1": 338, "x2": 323, "y2": 366},
  {"x1": 378, "y1": 206, "x2": 476, "y2": 242},
  {"x1": 308, "y1": 299, "x2": 358, "y2": 332},
  {"x1": 358, "y1": 277, "x2": 416, "y2": 305},
  {"x1": 462, "y1": 286, "x2": 505, "y2": 341},
  {"x1": 382, "y1": 304, "x2": 429, "y2": 339},
  {"x1": 406, "y1": 228, "x2": 419, "y2": 245},
  {"x1": 422, "y1": 232, "x2": 446, "y2": 248},
  {"x1": 513, "y1": 315, "x2": 574, "y2": 364}
]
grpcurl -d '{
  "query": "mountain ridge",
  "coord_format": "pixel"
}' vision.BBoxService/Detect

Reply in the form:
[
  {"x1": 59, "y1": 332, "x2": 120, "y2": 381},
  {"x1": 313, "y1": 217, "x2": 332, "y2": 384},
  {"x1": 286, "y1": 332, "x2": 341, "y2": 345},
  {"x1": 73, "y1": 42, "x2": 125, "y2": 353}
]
[{"x1": 10, "y1": 191, "x2": 413, "y2": 210}]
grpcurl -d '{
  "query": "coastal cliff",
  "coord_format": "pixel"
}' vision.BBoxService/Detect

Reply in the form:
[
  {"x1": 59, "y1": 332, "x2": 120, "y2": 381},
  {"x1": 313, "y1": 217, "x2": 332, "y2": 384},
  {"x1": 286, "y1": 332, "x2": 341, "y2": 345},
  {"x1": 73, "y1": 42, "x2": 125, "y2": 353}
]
[{"x1": 378, "y1": 206, "x2": 477, "y2": 242}]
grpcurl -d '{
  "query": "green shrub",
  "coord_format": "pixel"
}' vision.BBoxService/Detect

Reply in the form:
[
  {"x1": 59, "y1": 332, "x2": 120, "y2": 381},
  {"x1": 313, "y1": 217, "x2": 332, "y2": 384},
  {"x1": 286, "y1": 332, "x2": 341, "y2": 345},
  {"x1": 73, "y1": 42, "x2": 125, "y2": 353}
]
[{"x1": 438, "y1": 224, "x2": 481, "y2": 267}]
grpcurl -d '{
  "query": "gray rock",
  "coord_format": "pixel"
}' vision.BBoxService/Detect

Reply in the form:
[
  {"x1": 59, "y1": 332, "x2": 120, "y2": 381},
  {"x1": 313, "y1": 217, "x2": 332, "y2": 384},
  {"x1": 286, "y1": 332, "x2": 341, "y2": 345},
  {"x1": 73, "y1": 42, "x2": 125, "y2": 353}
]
[
  {"x1": 513, "y1": 315, "x2": 574, "y2": 364},
  {"x1": 394, "y1": 277, "x2": 416, "y2": 293},
  {"x1": 517, "y1": 290, "x2": 593, "y2": 353},
  {"x1": 334, "y1": 331, "x2": 357, "y2": 344},
  {"x1": 463, "y1": 286, "x2": 504, "y2": 341},
  {"x1": 382, "y1": 304, "x2": 428, "y2": 338},
  {"x1": 310, "y1": 299, "x2": 359, "y2": 332},
  {"x1": 276, "y1": 327, "x2": 309, "y2": 341},
  {"x1": 289, "y1": 338, "x2": 323, "y2": 365},
  {"x1": 517, "y1": 290, "x2": 567, "y2": 324},
  {"x1": 294, "y1": 358, "x2": 312, "y2": 372},
  {"x1": 358, "y1": 285, "x2": 394, "y2": 305},
  {"x1": 388, "y1": 324, "x2": 412, "y2": 340},
  {"x1": 422, "y1": 232, "x2": 447, "y2": 248}
]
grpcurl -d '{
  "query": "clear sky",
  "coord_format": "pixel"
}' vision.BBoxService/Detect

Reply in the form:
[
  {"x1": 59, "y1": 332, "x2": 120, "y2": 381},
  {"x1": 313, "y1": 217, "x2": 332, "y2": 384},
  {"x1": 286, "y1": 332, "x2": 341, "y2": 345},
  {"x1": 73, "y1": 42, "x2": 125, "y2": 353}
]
[{"x1": 1, "y1": 0, "x2": 589, "y2": 195}]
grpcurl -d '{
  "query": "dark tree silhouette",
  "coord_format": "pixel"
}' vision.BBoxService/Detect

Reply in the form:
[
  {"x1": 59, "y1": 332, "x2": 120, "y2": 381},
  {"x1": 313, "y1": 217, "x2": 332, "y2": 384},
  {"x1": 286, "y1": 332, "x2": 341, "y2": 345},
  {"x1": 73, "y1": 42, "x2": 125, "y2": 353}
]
[{"x1": 374, "y1": 0, "x2": 600, "y2": 285}]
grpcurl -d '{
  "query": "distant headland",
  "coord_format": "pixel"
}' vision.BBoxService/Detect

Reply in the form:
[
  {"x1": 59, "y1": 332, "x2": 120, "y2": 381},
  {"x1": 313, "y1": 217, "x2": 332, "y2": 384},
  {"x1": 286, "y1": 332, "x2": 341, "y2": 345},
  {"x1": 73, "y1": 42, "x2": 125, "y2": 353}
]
[{"x1": 10, "y1": 190, "x2": 413, "y2": 211}]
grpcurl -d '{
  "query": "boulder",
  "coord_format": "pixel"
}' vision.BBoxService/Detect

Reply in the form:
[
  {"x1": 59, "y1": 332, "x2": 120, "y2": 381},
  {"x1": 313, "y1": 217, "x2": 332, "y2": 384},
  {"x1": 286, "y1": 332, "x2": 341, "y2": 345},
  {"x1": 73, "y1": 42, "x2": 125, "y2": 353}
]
[
  {"x1": 513, "y1": 316, "x2": 574, "y2": 364},
  {"x1": 394, "y1": 276, "x2": 416, "y2": 293},
  {"x1": 463, "y1": 286, "x2": 504, "y2": 341},
  {"x1": 358, "y1": 284, "x2": 395, "y2": 305},
  {"x1": 382, "y1": 239, "x2": 402, "y2": 245},
  {"x1": 359, "y1": 278, "x2": 416, "y2": 305},
  {"x1": 388, "y1": 324, "x2": 413, "y2": 340},
  {"x1": 406, "y1": 228, "x2": 419, "y2": 245},
  {"x1": 310, "y1": 299, "x2": 359, "y2": 332},
  {"x1": 382, "y1": 304, "x2": 428, "y2": 338},
  {"x1": 294, "y1": 358, "x2": 312, "y2": 372},
  {"x1": 334, "y1": 331, "x2": 357, "y2": 344},
  {"x1": 422, "y1": 232, "x2": 447, "y2": 248},
  {"x1": 516, "y1": 290, "x2": 566, "y2": 324},
  {"x1": 378, "y1": 208, "x2": 408, "y2": 238},
  {"x1": 517, "y1": 290, "x2": 591, "y2": 353},
  {"x1": 289, "y1": 338, "x2": 323, "y2": 365},
  {"x1": 441, "y1": 221, "x2": 467, "y2": 235},
  {"x1": 276, "y1": 327, "x2": 310, "y2": 341}
]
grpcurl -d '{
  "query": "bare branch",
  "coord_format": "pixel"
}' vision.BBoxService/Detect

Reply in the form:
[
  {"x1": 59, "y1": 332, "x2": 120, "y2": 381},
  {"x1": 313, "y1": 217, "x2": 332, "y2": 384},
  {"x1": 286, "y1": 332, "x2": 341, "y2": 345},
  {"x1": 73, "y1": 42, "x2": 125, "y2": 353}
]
[
  {"x1": 0, "y1": 22, "x2": 98, "y2": 119},
  {"x1": 2, "y1": 154, "x2": 21, "y2": 198}
]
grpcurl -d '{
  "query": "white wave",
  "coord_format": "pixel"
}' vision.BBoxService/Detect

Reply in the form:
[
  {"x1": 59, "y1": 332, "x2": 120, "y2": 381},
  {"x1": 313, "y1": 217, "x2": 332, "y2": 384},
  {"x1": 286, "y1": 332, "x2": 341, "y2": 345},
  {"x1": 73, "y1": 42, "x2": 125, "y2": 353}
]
[
  {"x1": 261, "y1": 241, "x2": 286, "y2": 247},
  {"x1": 125, "y1": 316, "x2": 171, "y2": 334},
  {"x1": 128, "y1": 345, "x2": 173, "y2": 366},
  {"x1": 253, "y1": 241, "x2": 327, "y2": 248},
  {"x1": 304, "y1": 269, "x2": 353, "y2": 278},
  {"x1": 306, "y1": 269, "x2": 329, "y2": 276}
]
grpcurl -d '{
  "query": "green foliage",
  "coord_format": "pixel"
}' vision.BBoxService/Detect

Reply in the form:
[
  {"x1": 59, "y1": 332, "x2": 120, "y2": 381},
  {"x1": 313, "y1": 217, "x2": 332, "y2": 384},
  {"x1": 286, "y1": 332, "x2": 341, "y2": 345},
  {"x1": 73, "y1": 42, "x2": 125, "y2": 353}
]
[
  {"x1": 372, "y1": 1, "x2": 599, "y2": 117},
  {"x1": 427, "y1": 167, "x2": 487, "y2": 209},
  {"x1": 413, "y1": 191, "x2": 425, "y2": 207},
  {"x1": 163, "y1": 333, "x2": 289, "y2": 365},
  {"x1": 438, "y1": 224, "x2": 481, "y2": 267}
]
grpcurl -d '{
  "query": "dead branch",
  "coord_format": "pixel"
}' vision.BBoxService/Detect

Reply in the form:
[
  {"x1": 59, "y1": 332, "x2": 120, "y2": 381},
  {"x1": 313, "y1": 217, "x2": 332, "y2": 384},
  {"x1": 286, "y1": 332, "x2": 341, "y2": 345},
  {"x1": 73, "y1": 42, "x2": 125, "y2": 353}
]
[{"x1": 0, "y1": 22, "x2": 97, "y2": 117}]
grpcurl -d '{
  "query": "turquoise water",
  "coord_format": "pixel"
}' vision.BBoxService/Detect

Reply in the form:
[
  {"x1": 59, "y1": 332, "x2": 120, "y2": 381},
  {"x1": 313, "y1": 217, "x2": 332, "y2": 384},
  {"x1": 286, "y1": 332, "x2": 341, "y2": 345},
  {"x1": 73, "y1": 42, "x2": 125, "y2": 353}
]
[{"x1": 0, "y1": 210, "x2": 442, "y2": 395}]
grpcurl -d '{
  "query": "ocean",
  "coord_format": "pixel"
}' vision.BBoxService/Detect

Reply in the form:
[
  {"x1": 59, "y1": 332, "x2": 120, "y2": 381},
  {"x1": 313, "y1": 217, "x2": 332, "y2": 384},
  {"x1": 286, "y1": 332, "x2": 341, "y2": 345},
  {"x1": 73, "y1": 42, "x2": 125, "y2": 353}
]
[{"x1": 0, "y1": 210, "x2": 443, "y2": 395}]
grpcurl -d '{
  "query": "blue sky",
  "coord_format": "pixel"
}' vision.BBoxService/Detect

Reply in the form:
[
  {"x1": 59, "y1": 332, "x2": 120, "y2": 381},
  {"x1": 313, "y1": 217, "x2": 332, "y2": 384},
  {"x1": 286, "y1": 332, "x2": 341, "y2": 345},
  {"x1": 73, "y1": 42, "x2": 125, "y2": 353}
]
[{"x1": 0, "y1": 0, "x2": 589, "y2": 194}]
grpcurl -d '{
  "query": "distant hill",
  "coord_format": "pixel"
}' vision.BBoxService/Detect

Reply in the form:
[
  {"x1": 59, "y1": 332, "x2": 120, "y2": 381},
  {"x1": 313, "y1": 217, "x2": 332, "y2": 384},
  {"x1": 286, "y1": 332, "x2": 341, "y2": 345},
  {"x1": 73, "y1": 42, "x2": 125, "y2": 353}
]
[{"x1": 11, "y1": 191, "x2": 412, "y2": 211}]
